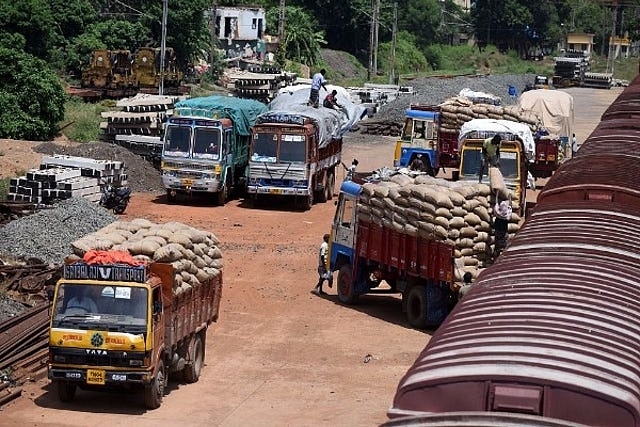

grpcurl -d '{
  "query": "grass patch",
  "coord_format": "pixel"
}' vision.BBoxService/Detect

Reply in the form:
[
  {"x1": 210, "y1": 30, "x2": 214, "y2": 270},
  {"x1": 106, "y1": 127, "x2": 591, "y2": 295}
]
[
  {"x1": 60, "y1": 97, "x2": 112, "y2": 143},
  {"x1": 0, "y1": 178, "x2": 9, "y2": 200}
]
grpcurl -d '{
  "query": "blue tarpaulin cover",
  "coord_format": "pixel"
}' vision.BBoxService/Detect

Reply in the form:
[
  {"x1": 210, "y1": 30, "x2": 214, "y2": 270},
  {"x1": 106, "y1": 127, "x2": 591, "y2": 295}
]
[{"x1": 174, "y1": 96, "x2": 268, "y2": 136}]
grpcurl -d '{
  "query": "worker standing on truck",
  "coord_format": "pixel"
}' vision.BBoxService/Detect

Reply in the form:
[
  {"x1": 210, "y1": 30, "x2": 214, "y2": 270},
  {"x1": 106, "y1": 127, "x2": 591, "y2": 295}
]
[
  {"x1": 479, "y1": 134, "x2": 502, "y2": 183},
  {"x1": 314, "y1": 233, "x2": 333, "y2": 295},
  {"x1": 308, "y1": 69, "x2": 327, "y2": 108}
]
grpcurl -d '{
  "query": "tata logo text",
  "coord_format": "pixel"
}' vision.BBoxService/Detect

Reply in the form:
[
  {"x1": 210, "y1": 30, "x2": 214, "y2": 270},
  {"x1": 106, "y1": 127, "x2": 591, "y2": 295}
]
[{"x1": 85, "y1": 349, "x2": 108, "y2": 356}]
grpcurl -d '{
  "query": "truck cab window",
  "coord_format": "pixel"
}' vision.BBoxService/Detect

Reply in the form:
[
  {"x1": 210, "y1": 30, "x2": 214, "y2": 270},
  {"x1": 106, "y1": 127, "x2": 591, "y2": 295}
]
[
  {"x1": 164, "y1": 126, "x2": 190, "y2": 153},
  {"x1": 280, "y1": 134, "x2": 306, "y2": 162},
  {"x1": 401, "y1": 120, "x2": 414, "y2": 141},
  {"x1": 193, "y1": 127, "x2": 220, "y2": 159},
  {"x1": 251, "y1": 132, "x2": 277, "y2": 162},
  {"x1": 341, "y1": 198, "x2": 355, "y2": 227}
]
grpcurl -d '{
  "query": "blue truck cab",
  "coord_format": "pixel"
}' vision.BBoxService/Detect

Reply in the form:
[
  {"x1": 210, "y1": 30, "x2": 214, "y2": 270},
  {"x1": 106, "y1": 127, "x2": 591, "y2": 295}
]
[{"x1": 393, "y1": 107, "x2": 440, "y2": 176}]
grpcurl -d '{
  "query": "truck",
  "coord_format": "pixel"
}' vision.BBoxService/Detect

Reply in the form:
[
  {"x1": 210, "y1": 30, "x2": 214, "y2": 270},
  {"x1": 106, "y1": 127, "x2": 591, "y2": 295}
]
[
  {"x1": 518, "y1": 89, "x2": 574, "y2": 177},
  {"x1": 393, "y1": 105, "x2": 460, "y2": 176},
  {"x1": 161, "y1": 96, "x2": 268, "y2": 204},
  {"x1": 247, "y1": 85, "x2": 365, "y2": 209},
  {"x1": 329, "y1": 177, "x2": 456, "y2": 329},
  {"x1": 456, "y1": 119, "x2": 535, "y2": 217},
  {"x1": 48, "y1": 220, "x2": 223, "y2": 409}
]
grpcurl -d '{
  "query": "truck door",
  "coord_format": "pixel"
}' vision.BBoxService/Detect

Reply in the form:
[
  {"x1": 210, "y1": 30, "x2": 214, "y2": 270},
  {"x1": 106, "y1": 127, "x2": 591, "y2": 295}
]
[{"x1": 330, "y1": 192, "x2": 357, "y2": 269}]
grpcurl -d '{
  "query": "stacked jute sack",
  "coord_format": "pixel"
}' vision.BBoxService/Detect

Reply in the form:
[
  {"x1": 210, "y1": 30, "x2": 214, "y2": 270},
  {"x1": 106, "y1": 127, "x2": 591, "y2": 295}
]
[
  {"x1": 438, "y1": 95, "x2": 540, "y2": 137},
  {"x1": 356, "y1": 171, "x2": 522, "y2": 281},
  {"x1": 70, "y1": 218, "x2": 222, "y2": 296}
]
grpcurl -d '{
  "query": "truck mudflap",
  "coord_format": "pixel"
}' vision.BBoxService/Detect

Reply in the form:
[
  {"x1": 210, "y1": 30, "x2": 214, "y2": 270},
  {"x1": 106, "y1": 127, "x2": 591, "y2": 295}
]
[{"x1": 49, "y1": 367, "x2": 151, "y2": 386}]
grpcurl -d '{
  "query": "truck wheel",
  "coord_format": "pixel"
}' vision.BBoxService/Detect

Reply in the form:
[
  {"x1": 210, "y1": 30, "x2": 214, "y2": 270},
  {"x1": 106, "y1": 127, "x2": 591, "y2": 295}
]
[
  {"x1": 183, "y1": 334, "x2": 205, "y2": 383},
  {"x1": 318, "y1": 173, "x2": 328, "y2": 203},
  {"x1": 56, "y1": 380, "x2": 77, "y2": 402},
  {"x1": 305, "y1": 189, "x2": 314, "y2": 211},
  {"x1": 216, "y1": 180, "x2": 228, "y2": 206},
  {"x1": 406, "y1": 285, "x2": 428, "y2": 329},
  {"x1": 327, "y1": 172, "x2": 335, "y2": 200},
  {"x1": 166, "y1": 190, "x2": 176, "y2": 204},
  {"x1": 144, "y1": 360, "x2": 165, "y2": 409},
  {"x1": 337, "y1": 264, "x2": 358, "y2": 304}
]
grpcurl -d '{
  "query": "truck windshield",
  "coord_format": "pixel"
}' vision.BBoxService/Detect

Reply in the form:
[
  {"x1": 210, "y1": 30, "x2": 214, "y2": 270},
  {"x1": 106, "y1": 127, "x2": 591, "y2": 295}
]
[
  {"x1": 193, "y1": 127, "x2": 221, "y2": 160},
  {"x1": 52, "y1": 283, "x2": 148, "y2": 329},
  {"x1": 252, "y1": 132, "x2": 277, "y2": 162},
  {"x1": 164, "y1": 126, "x2": 190, "y2": 157},
  {"x1": 280, "y1": 134, "x2": 306, "y2": 162},
  {"x1": 461, "y1": 150, "x2": 519, "y2": 180}
]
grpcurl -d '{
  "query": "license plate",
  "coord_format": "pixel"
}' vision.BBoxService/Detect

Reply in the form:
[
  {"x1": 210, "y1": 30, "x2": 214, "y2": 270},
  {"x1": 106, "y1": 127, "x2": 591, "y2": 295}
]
[
  {"x1": 269, "y1": 188, "x2": 282, "y2": 194},
  {"x1": 182, "y1": 179, "x2": 194, "y2": 186},
  {"x1": 87, "y1": 369, "x2": 106, "y2": 385},
  {"x1": 112, "y1": 374, "x2": 127, "y2": 381}
]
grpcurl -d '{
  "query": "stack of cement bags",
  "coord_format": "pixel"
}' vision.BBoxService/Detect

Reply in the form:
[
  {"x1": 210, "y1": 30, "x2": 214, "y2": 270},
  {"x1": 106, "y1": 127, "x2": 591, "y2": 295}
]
[
  {"x1": 70, "y1": 218, "x2": 222, "y2": 296},
  {"x1": 355, "y1": 172, "x2": 522, "y2": 280},
  {"x1": 438, "y1": 95, "x2": 540, "y2": 137}
]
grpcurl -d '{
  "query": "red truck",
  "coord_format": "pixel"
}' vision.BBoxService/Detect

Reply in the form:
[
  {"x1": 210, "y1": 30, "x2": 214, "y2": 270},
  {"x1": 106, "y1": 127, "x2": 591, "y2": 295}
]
[
  {"x1": 329, "y1": 179, "x2": 455, "y2": 329},
  {"x1": 48, "y1": 224, "x2": 223, "y2": 409}
]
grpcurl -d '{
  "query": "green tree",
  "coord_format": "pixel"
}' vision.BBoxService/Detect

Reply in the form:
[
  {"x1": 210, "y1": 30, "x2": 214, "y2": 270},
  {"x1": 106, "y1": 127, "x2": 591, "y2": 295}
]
[
  {"x1": 267, "y1": 6, "x2": 326, "y2": 66},
  {"x1": 0, "y1": 47, "x2": 66, "y2": 140},
  {"x1": 378, "y1": 31, "x2": 429, "y2": 75}
]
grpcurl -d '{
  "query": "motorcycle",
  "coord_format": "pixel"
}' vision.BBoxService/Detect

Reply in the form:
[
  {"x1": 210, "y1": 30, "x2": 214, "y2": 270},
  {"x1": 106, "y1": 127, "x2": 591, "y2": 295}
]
[{"x1": 100, "y1": 181, "x2": 132, "y2": 214}]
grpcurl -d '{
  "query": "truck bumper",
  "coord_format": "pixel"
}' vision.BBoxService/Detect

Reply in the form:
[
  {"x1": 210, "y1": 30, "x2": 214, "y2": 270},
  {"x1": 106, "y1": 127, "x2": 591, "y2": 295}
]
[
  {"x1": 162, "y1": 174, "x2": 221, "y2": 193},
  {"x1": 49, "y1": 366, "x2": 151, "y2": 386},
  {"x1": 246, "y1": 185, "x2": 309, "y2": 196}
]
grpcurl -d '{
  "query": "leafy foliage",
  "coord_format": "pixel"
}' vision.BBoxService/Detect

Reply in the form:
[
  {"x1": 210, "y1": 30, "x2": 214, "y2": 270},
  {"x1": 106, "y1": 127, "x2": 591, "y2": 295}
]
[
  {"x1": 0, "y1": 47, "x2": 66, "y2": 140},
  {"x1": 267, "y1": 6, "x2": 326, "y2": 66}
]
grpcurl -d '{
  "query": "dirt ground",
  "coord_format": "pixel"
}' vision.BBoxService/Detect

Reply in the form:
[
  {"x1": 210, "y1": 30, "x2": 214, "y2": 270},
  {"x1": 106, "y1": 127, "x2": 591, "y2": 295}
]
[{"x1": 0, "y1": 87, "x2": 622, "y2": 427}]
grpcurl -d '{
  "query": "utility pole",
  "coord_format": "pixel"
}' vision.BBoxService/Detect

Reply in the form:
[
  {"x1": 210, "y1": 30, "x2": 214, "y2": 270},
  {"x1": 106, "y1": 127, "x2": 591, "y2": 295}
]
[
  {"x1": 389, "y1": 2, "x2": 397, "y2": 85},
  {"x1": 373, "y1": 0, "x2": 380, "y2": 76},
  {"x1": 278, "y1": 0, "x2": 285, "y2": 43},
  {"x1": 607, "y1": 0, "x2": 618, "y2": 75},
  {"x1": 159, "y1": 0, "x2": 168, "y2": 95},
  {"x1": 368, "y1": 0, "x2": 374, "y2": 80},
  {"x1": 210, "y1": 1, "x2": 217, "y2": 73}
]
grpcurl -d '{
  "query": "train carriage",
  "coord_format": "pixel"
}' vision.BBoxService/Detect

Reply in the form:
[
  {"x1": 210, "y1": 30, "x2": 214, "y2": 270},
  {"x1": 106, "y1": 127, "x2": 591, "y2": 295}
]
[{"x1": 387, "y1": 74, "x2": 640, "y2": 427}]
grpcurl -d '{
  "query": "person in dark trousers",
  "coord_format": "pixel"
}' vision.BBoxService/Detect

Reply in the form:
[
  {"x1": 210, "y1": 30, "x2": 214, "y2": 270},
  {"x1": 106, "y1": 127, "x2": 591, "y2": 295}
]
[
  {"x1": 308, "y1": 69, "x2": 327, "y2": 108},
  {"x1": 493, "y1": 197, "x2": 512, "y2": 258},
  {"x1": 314, "y1": 233, "x2": 333, "y2": 295},
  {"x1": 458, "y1": 272, "x2": 474, "y2": 300},
  {"x1": 479, "y1": 134, "x2": 502, "y2": 183},
  {"x1": 571, "y1": 133, "x2": 579, "y2": 157}
]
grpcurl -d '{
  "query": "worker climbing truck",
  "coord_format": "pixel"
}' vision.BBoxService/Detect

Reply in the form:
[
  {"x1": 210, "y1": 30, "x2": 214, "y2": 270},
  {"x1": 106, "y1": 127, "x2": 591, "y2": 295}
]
[
  {"x1": 329, "y1": 176, "x2": 457, "y2": 329},
  {"x1": 247, "y1": 85, "x2": 364, "y2": 209},
  {"x1": 161, "y1": 95, "x2": 268, "y2": 204},
  {"x1": 456, "y1": 119, "x2": 535, "y2": 217},
  {"x1": 393, "y1": 104, "x2": 460, "y2": 176},
  {"x1": 48, "y1": 219, "x2": 223, "y2": 409}
]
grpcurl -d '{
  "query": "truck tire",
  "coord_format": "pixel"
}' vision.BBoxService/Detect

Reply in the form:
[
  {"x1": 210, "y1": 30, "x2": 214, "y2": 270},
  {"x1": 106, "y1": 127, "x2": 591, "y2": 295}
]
[
  {"x1": 166, "y1": 190, "x2": 176, "y2": 204},
  {"x1": 318, "y1": 173, "x2": 328, "y2": 203},
  {"x1": 183, "y1": 334, "x2": 205, "y2": 383},
  {"x1": 56, "y1": 380, "x2": 77, "y2": 402},
  {"x1": 144, "y1": 360, "x2": 165, "y2": 409},
  {"x1": 305, "y1": 189, "x2": 314, "y2": 211},
  {"x1": 217, "y1": 176, "x2": 229, "y2": 206},
  {"x1": 337, "y1": 264, "x2": 358, "y2": 304},
  {"x1": 406, "y1": 285, "x2": 428, "y2": 329},
  {"x1": 327, "y1": 172, "x2": 335, "y2": 200}
]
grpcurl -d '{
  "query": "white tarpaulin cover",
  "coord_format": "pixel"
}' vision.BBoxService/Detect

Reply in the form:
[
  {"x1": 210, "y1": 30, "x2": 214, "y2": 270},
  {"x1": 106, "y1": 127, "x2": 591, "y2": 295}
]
[
  {"x1": 458, "y1": 118, "x2": 536, "y2": 162},
  {"x1": 263, "y1": 84, "x2": 366, "y2": 148},
  {"x1": 517, "y1": 89, "x2": 574, "y2": 138}
]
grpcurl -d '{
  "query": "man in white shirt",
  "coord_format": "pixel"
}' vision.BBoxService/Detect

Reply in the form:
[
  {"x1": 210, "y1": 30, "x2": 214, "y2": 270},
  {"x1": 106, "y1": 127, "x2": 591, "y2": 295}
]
[
  {"x1": 314, "y1": 233, "x2": 333, "y2": 295},
  {"x1": 308, "y1": 69, "x2": 327, "y2": 108}
]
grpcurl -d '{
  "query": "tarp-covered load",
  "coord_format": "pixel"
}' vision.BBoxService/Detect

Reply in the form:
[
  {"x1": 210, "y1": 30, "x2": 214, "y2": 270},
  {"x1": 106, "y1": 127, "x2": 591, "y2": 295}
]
[
  {"x1": 261, "y1": 84, "x2": 366, "y2": 148},
  {"x1": 458, "y1": 118, "x2": 536, "y2": 162},
  {"x1": 517, "y1": 89, "x2": 574, "y2": 138},
  {"x1": 174, "y1": 96, "x2": 268, "y2": 136}
]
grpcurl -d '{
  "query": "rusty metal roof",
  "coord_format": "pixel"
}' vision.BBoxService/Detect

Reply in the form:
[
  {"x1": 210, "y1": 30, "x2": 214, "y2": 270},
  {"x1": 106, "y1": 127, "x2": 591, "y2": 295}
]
[{"x1": 390, "y1": 202, "x2": 640, "y2": 426}]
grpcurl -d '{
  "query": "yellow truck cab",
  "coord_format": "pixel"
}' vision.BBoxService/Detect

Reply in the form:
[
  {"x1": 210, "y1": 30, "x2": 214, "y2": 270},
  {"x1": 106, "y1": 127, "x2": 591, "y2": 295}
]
[{"x1": 457, "y1": 119, "x2": 535, "y2": 217}]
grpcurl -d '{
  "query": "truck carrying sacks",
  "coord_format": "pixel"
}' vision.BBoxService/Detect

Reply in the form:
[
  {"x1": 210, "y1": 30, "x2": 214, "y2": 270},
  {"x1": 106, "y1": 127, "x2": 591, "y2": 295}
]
[
  {"x1": 356, "y1": 172, "x2": 522, "y2": 278},
  {"x1": 49, "y1": 219, "x2": 223, "y2": 409},
  {"x1": 70, "y1": 218, "x2": 222, "y2": 295}
]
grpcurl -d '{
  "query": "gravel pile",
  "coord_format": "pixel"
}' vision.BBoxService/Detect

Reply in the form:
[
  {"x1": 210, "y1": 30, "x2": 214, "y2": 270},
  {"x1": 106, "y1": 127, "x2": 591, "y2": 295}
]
[
  {"x1": 0, "y1": 295, "x2": 29, "y2": 323},
  {"x1": 0, "y1": 197, "x2": 117, "y2": 265},
  {"x1": 34, "y1": 142, "x2": 164, "y2": 193},
  {"x1": 372, "y1": 73, "x2": 537, "y2": 124}
]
